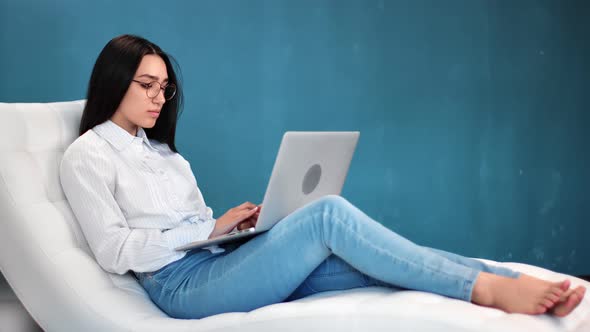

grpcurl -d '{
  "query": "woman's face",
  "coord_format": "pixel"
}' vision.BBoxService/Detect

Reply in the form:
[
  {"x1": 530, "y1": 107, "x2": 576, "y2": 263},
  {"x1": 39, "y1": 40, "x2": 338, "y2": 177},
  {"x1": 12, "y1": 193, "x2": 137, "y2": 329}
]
[{"x1": 111, "y1": 54, "x2": 168, "y2": 136}]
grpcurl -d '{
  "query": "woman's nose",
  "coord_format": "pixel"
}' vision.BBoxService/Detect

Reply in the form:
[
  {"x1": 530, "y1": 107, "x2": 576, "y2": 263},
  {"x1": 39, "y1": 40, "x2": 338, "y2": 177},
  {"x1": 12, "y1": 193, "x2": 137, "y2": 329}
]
[{"x1": 153, "y1": 89, "x2": 166, "y2": 104}]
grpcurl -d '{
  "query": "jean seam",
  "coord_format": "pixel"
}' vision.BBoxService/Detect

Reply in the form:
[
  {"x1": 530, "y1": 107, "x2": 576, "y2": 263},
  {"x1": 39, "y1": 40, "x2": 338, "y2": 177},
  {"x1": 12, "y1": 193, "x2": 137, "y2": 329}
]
[
  {"x1": 303, "y1": 280, "x2": 319, "y2": 293},
  {"x1": 332, "y1": 210, "x2": 473, "y2": 286},
  {"x1": 308, "y1": 270, "x2": 359, "y2": 278},
  {"x1": 462, "y1": 270, "x2": 480, "y2": 302},
  {"x1": 361, "y1": 273, "x2": 372, "y2": 286},
  {"x1": 304, "y1": 270, "x2": 369, "y2": 292},
  {"x1": 143, "y1": 274, "x2": 159, "y2": 291}
]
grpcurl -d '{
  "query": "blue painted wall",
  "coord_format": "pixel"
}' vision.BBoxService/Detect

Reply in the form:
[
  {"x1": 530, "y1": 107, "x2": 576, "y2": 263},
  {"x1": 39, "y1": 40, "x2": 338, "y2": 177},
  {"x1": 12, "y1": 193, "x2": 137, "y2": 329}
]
[{"x1": 1, "y1": 0, "x2": 588, "y2": 274}]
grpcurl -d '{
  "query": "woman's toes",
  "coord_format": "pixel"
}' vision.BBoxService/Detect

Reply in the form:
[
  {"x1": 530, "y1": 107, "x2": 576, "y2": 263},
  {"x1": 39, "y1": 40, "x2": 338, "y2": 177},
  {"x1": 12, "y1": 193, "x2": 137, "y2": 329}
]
[
  {"x1": 552, "y1": 293, "x2": 581, "y2": 317},
  {"x1": 560, "y1": 280, "x2": 571, "y2": 291},
  {"x1": 541, "y1": 298, "x2": 555, "y2": 309},
  {"x1": 558, "y1": 289, "x2": 575, "y2": 302},
  {"x1": 547, "y1": 293, "x2": 560, "y2": 303}
]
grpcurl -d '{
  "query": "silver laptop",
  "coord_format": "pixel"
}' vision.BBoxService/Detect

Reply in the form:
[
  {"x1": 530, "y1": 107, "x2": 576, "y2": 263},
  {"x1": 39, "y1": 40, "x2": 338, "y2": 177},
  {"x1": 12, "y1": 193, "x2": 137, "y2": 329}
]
[{"x1": 175, "y1": 131, "x2": 360, "y2": 251}]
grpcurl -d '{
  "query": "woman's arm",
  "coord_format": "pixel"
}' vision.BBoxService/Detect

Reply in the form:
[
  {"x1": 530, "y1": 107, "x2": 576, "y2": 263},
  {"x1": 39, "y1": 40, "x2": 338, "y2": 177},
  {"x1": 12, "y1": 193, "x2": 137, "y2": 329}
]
[{"x1": 59, "y1": 144, "x2": 212, "y2": 274}]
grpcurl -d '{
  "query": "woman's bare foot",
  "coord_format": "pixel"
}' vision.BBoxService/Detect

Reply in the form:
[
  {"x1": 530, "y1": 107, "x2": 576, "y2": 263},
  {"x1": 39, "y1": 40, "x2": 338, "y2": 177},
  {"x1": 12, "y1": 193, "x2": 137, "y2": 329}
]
[
  {"x1": 471, "y1": 272, "x2": 568, "y2": 315},
  {"x1": 549, "y1": 286, "x2": 586, "y2": 317}
]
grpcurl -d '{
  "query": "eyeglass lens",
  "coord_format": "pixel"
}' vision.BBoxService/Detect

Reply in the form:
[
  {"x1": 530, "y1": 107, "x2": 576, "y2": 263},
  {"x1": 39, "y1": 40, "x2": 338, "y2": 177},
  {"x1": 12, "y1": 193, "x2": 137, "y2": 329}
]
[{"x1": 147, "y1": 82, "x2": 176, "y2": 100}]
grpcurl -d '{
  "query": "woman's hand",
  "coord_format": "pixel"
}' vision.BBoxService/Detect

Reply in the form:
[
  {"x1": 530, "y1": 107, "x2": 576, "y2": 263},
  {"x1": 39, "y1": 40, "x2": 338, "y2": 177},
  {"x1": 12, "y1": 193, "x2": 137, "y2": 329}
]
[
  {"x1": 236, "y1": 204, "x2": 262, "y2": 231},
  {"x1": 208, "y1": 202, "x2": 260, "y2": 239}
]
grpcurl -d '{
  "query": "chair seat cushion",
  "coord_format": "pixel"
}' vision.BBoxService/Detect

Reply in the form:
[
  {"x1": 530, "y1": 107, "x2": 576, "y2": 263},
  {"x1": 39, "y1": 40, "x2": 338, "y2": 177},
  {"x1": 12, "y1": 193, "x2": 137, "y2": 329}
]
[{"x1": 127, "y1": 260, "x2": 590, "y2": 332}]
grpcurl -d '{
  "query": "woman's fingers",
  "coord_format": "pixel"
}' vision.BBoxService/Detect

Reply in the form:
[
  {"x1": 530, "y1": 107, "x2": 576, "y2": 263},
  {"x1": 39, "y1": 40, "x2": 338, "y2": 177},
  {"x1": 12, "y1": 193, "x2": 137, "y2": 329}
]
[
  {"x1": 235, "y1": 202, "x2": 261, "y2": 213},
  {"x1": 225, "y1": 202, "x2": 260, "y2": 229},
  {"x1": 228, "y1": 206, "x2": 258, "y2": 227},
  {"x1": 238, "y1": 201, "x2": 257, "y2": 210},
  {"x1": 237, "y1": 220, "x2": 254, "y2": 231},
  {"x1": 242, "y1": 206, "x2": 258, "y2": 218}
]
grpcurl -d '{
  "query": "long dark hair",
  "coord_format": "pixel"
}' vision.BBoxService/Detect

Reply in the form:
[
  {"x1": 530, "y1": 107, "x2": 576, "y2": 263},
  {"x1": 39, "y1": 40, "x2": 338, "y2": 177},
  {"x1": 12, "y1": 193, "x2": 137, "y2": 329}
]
[{"x1": 79, "y1": 34, "x2": 184, "y2": 153}]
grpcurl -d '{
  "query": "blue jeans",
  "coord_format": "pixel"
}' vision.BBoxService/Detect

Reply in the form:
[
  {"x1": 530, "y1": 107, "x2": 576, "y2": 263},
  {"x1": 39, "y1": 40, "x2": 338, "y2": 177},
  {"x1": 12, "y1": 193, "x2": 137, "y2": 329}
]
[{"x1": 136, "y1": 195, "x2": 519, "y2": 319}]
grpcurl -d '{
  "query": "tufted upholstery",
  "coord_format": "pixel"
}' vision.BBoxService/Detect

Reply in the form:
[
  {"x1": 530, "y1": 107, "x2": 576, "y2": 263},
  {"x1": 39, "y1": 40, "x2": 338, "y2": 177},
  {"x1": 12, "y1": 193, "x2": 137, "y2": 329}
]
[{"x1": 0, "y1": 100, "x2": 589, "y2": 331}]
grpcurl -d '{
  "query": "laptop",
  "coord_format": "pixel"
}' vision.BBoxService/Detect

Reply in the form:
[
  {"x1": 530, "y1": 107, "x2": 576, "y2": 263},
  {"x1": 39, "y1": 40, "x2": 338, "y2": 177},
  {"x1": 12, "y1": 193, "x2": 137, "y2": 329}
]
[{"x1": 175, "y1": 131, "x2": 360, "y2": 251}]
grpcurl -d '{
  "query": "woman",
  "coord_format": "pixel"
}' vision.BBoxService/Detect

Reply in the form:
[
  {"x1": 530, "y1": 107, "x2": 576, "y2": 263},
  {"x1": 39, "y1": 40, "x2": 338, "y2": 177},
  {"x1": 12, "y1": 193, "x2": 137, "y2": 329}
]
[{"x1": 60, "y1": 34, "x2": 585, "y2": 320}]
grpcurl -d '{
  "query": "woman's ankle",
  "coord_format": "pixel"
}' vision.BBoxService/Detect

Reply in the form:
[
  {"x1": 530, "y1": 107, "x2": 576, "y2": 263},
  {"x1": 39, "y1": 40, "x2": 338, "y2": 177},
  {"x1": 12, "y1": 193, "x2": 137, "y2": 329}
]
[{"x1": 471, "y1": 272, "x2": 495, "y2": 306}]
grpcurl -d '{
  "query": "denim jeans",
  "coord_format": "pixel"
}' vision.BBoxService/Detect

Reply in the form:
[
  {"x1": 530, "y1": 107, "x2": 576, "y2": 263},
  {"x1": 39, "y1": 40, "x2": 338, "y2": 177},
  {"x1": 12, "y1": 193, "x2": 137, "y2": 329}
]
[{"x1": 136, "y1": 195, "x2": 519, "y2": 319}]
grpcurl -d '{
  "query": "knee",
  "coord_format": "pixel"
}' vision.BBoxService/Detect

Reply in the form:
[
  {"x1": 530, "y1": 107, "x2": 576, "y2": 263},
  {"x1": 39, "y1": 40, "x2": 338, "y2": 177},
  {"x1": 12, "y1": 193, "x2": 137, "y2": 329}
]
[
  {"x1": 314, "y1": 195, "x2": 352, "y2": 213},
  {"x1": 317, "y1": 194, "x2": 346, "y2": 205},
  {"x1": 309, "y1": 195, "x2": 364, "y2": 231}
]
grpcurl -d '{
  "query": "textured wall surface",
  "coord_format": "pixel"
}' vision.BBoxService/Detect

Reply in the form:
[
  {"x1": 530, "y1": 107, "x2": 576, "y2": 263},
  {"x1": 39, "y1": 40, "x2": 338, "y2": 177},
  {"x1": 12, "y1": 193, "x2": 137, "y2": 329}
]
[{"x1": 1, "y1": 0, "x2": 588, "y2": 274}]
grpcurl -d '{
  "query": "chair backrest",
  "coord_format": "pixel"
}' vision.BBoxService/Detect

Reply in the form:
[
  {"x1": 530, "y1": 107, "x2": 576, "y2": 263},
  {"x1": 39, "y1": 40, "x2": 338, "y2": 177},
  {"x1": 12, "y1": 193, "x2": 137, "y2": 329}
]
[{"x1": 0, "y1": 100, "x2": 167, "y2": 331}]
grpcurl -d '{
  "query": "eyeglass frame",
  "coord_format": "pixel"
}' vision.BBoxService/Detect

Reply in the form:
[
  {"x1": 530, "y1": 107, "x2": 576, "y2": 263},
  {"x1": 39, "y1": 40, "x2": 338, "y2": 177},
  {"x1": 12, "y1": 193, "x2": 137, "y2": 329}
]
[{"x1": 131, "y1": 79, "x2": 177, "y2": 100}]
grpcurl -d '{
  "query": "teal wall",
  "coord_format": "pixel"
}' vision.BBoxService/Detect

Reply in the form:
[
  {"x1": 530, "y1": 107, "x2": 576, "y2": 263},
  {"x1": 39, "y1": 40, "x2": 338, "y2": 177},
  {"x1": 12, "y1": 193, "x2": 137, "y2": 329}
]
[{"x1": 1, "y1": 0, "x2": 588, "y2": 274}]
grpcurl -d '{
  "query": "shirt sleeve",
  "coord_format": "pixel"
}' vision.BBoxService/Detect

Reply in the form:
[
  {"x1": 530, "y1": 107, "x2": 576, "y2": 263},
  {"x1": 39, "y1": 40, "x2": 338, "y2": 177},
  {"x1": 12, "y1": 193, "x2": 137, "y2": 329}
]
[{"x1": 59, "y1": 144, "x2": 215, "y2": 274}]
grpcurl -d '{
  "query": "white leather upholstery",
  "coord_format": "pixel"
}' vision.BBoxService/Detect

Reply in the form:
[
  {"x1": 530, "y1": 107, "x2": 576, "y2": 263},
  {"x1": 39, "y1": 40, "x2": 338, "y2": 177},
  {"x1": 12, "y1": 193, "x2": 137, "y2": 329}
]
[
  {"x1": 0, "y1": 273, "x2": 41, "y2": 331},
  {"x1": 0, "y1": 100, "x2": 589, "y2": 332}
]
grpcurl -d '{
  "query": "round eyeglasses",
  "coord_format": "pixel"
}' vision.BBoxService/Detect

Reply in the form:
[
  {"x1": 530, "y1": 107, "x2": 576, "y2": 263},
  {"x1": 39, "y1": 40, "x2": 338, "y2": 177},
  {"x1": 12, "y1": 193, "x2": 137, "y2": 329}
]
[{"x1": 132, "y1": 79, "x2": 177, "y2": 100}]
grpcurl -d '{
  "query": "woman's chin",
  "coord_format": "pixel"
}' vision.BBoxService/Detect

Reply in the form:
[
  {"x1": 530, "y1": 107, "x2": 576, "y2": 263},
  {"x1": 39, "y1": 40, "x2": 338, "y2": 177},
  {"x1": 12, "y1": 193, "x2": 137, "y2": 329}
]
[{"x1": 141, "y1": 119, "x2": 158, "y2": 128}]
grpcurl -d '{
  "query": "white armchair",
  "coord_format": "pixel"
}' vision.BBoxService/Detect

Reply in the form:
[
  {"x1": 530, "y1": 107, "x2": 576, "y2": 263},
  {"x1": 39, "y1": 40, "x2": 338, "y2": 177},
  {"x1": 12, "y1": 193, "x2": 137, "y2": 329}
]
[{"x1": 1, "y1": 100, "x2": 589, "y2": 331}]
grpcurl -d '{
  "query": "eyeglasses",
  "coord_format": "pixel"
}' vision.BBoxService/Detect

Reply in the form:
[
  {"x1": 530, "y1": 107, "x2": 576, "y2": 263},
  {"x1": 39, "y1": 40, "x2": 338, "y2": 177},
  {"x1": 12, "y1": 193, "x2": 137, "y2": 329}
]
[{"x1": 132, "y1": 79, "x2": 177, "y2": 100}]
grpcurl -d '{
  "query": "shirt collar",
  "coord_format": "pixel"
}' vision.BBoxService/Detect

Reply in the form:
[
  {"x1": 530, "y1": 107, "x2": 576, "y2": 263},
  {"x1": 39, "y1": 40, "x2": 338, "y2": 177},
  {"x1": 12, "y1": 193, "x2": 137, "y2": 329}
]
[
  {"x1": 93, "y1": 120, "x2": 154, "y2": 151},
  {"x1": 136, "y1": 126, "x2": 155, "y2": 149}
]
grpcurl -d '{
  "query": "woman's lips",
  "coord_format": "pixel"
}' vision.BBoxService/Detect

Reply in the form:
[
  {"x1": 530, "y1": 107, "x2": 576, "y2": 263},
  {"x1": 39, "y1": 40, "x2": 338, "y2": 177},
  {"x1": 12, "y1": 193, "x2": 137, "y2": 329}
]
[{"x1": 148, "y1": 110, "x2": 160, "y2": 118}]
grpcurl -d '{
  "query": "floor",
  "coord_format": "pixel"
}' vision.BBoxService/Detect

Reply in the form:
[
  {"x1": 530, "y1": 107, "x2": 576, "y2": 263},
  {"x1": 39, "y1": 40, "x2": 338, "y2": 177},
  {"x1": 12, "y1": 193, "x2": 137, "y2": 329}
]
[{"x1": 0, "y1": 273, "x2": 42, "y2": 332}]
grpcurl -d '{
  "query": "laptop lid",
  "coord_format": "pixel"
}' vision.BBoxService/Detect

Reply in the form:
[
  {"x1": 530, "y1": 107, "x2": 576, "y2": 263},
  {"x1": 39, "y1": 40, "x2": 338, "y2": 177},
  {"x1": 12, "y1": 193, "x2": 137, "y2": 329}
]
[
  {"x1": 255, "y1": 131, "x2": 360, "y2": 231},
  {"x1": 175, "y1": 131, "x2": 359, "y2": 251}
]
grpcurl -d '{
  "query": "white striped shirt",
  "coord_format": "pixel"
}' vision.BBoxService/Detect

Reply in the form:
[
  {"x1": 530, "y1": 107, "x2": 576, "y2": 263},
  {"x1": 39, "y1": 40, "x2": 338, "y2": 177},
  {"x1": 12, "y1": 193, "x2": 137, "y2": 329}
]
[{"x1": 59, "y1": 120, "x2": 222, "y2": 275}]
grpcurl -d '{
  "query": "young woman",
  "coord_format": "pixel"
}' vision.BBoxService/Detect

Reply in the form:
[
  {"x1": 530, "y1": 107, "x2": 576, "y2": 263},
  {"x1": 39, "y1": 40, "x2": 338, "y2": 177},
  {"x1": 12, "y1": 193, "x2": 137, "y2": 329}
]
[{"x1": 60, "y1": 34, "x2": 585, "y2": 320}]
